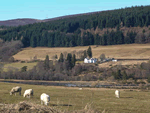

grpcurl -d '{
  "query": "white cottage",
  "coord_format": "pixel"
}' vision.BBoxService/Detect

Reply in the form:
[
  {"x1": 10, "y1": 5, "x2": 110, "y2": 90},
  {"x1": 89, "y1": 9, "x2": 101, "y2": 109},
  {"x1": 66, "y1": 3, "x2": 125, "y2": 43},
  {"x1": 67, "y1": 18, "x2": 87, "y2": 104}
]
[
  {"x1": 112, "y1": 59, "x2": 117, "y2": 62},
  {"x1": 84, "y1": 58, "x2": 97, "y2": 63},
  {"x1": 84, "y1": 58, "x2": 89, "y2": 63}
]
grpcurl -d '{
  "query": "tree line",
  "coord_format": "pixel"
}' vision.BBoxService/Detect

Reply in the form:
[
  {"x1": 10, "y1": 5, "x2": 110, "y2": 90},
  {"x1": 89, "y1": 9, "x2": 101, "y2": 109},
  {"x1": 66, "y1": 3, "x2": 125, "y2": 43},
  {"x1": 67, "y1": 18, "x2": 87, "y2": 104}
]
[
  {"x1": 1, "y1": 56, "x2": 150, "y2": 82},
  {"x1": 0, "y1": 5, "x2": 149, "y2": 47}
]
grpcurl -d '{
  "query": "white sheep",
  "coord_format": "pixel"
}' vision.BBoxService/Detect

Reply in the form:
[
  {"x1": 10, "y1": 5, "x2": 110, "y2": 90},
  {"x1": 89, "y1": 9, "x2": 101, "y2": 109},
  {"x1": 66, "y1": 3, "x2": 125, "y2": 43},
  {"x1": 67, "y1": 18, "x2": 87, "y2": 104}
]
[
  {"x1": 23, "y1": 89, "x2": 33, "y2": 98},
  {"x1": 10, "y1": 86, "x2": 22, "y2": 96},
  {"x1": 40, "y1": 93, "x2": 50, "y2": 106},
  {"x1": 79, "y1": 88, "x2": 83, "y2": 90},
  {"x1": 115, "y1": 90, "x2": 120, "y2": 98}
]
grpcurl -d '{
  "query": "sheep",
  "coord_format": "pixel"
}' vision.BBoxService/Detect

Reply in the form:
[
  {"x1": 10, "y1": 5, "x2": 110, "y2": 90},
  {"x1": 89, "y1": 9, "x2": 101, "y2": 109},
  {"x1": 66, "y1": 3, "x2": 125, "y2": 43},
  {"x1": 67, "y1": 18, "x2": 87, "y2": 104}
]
[
  {"x1": 115, "y1": 90, "x2": 120, "y2": 98},
  {"x1": 40, "y1": 93, "x2": 50, "y2": 106},
  {"x1": 10, "y1": 86, "x2": 22, "y2": 96},
  {"x1": 79, "y1": 88, "x2": 83, "y2": 90},
  {"x1": 23, "y1": 89, "x2": 33, "y2": 98}
]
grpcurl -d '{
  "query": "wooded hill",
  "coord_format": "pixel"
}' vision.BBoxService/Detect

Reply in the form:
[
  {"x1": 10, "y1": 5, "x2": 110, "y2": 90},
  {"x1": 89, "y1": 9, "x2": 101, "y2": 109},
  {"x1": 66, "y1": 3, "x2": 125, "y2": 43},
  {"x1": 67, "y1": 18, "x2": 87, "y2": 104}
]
[{"x1": 0, "y1": 5, "x2": 150, "y2": 47}]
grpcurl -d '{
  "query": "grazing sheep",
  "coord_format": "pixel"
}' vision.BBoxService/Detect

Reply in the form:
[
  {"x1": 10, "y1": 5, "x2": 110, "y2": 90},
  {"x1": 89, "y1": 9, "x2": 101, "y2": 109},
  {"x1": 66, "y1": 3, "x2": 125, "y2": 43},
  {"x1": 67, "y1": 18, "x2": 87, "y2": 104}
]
[
  {"x1": 40, "y1": 93, "x2": 50, "y2": 106},
  {"x1": 23, "y1": 89, "x2": 33, "y2": 98},
  {"x1": 10, "y1": 86, "x2": 22, "y2": 96},
  {"x1": 115, "y1": 90, "x2": 120, "y2": 98},
  {"x1": 79, "y1": 88, "x2": 83, "y2": 90}
]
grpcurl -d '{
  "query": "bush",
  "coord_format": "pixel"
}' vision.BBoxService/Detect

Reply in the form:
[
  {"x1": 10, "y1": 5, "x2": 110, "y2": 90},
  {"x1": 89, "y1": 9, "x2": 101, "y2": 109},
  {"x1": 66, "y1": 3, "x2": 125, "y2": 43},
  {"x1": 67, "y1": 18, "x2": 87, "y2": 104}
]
[
  {"x1": 147, "y1": 76, "x2": 150, "y2": 83},
  {"x1": 107, "y1": 76, "x2": 115, "y2": 82},
  {"x1": 99, "y1": 76, "x2": 103, "y2": 81},
  {"x1": 21, "y1": 66, "x2": 27, "y2": 72},
  {"x1": 8, "y1": 57, "x2": 15, "y2": 62}
]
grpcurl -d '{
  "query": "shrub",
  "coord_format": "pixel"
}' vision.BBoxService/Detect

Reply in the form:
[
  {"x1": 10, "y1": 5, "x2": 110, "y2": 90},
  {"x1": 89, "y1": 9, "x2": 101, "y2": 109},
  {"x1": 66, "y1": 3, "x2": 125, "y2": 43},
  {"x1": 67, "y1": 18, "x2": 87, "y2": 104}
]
[
  {"x1": 8, "y1": 57, "x2": 15, "y2": 62},
  {"x1": 147, "y1": 76, "x2": 150, "y2": 83},
  {"x1": 21, "y1": 66, "x2": 27, "y2": 72}
]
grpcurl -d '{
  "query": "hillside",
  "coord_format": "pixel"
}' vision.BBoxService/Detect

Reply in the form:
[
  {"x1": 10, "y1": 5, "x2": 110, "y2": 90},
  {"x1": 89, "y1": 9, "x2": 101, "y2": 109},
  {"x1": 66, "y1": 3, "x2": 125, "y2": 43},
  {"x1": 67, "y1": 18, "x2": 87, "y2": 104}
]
[
  {"x1": 0, "y1": 18, "x2": 42, "y2": 26},
  {"x1": 0, "y1": 5, "x2": 150, "y2": 48},
  {"x1": 1, "y1": 43, "x2": 150, "y2": 82},
  {"x1": 0, "y1": 11, "x2": 103, "y2": 27},
  {"x1": 13, "y1": 44, "x2": 150, "y2": 61}
]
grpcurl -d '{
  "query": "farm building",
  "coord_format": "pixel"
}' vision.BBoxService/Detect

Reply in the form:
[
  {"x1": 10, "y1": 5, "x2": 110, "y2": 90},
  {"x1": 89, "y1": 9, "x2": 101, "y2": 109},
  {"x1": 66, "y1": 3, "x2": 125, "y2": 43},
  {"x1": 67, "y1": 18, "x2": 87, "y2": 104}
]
[
  {"x1": 112, "y1": 59, "x2": 118, "y2": 62},
  {"x1": 84, "y1": 58, "x2": 97, "y2": 63}
]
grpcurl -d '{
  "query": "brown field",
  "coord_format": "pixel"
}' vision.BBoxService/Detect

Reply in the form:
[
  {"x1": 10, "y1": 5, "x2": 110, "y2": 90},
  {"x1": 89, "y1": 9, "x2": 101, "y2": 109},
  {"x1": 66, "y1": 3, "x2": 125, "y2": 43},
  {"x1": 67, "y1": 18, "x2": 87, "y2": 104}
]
[
  {"x1": 99, "y1": 60, "x2": 148, "y2": 68},
  {"x1": 13, "y1": 44, "x2": 150, "y2": 61}
]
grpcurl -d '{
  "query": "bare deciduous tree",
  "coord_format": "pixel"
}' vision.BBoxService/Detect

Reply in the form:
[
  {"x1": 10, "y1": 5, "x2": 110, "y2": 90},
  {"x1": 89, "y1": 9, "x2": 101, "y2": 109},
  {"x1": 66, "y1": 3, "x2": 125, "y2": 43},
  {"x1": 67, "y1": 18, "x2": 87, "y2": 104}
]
[
  {"x1": 100, "y1": 54, "x2": 106, "y2": 61},
  {"x1": 63, "y1": 51, "x2": 67, "y2": 60}
]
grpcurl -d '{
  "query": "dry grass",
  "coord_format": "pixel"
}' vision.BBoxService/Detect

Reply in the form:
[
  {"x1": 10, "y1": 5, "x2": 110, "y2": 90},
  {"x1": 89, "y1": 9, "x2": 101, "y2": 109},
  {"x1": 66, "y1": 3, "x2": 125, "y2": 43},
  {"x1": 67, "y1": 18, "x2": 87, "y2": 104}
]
[
  {"x1": 3, "y1": 62, "x2": 37, "y2": 71},
  {"x1": 0, "y1": 82, "x2": 150, "y2": 113},
  {"x1": 13, "y1": 44, "x2": 150, "y2": 61},
  {"x1": 0, "y1": 101, "x2": 59, "y2": 113},
  {"x1": 99, "y1": 60, "x2": 148, "y2": 68}
]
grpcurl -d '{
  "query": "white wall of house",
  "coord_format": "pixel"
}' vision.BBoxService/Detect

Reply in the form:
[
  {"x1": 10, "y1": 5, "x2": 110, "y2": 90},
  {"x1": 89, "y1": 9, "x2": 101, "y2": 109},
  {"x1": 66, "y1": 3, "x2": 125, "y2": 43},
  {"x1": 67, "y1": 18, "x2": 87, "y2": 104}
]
[
  {"x1": 84, "y1": 58, "x2": 97, "y2": 63},
  {"x1": 84, "y1": 58, "x2": 89, "y2": 63},
  {"x1": 112, "y1": 59, "x2": 117, "y2": 62}
]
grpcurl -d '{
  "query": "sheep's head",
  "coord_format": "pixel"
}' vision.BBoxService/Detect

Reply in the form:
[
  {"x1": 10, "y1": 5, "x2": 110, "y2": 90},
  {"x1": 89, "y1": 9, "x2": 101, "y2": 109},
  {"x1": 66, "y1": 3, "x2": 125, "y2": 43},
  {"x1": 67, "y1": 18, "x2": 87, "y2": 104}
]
[
  {"x1": 45, "y1": 102, "x2": 49, "y2": 106},
  {"x1": 23, "y1": 93, "x2": 26, "y2": 97},
  {"x1": 10, "y1": 91, "x2": 13, "y2": 95},
  {"x1": 10, "y1": 89, "x2": 15, "y2": 95}
]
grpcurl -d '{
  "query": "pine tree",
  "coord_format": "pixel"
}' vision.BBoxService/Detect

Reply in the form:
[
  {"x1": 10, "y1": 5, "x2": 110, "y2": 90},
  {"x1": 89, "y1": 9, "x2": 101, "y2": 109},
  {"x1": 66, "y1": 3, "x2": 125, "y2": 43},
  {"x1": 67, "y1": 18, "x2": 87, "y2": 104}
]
[
  {"x1": 30, "y1": 36, "x2": 37, "y2": 47},
  {"x1": 67, "y1": 53, "x2": 73, "y2": 69},
  {"x1": 59, "y1": 53, "x2": 64, "y2": 62},
  {"x1": 147, "y1": 76, "x2": 150, "y2": 83},
  {"x1": 87, "y1": 46, "x2": 92, "y2": 58},
  {"x1": 44, "y1": 55, "x2": 50, "y2": 70},
  {"x1": 116, "y1": 70, "x2": 122, "y2": 80},
  {"x1": 71, "y1": 54, "x2": 76, "y2": 67},
  {"x1": 112, "y1": 70, "x2": 122, "y2": 80},
  {"x1": 21, "y1": 66, "x2": 27, "y2": 72},
  {"x1": 83, "y1": 50, "x2": 87, "y2": 58},
  {"x1": 55, "y1": 55, "x2": 58, "y2": 59},
  {"x1": 77, "y1": 36, "x2": 81, "y2": 46},
  {"x1": 122, "y1": 70, "x2": 128, "y2": 80}
]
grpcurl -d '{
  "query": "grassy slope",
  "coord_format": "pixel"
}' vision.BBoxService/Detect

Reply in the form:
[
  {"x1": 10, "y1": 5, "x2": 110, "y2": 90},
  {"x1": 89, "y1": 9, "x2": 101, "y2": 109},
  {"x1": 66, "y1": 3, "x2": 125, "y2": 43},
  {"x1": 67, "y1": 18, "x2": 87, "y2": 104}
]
[
  {"x1": 13, "y1": 44, "x2": 150, "y2": 61},
  {"x1": 3, "y1": 62, "x2": 37, "y2": 71},
  {"x1": 1, "y1": 82, "x2": 150, "y2": 113},
  {"x1": 5, "y1": 43, "x2": 149, "y2": 71}
]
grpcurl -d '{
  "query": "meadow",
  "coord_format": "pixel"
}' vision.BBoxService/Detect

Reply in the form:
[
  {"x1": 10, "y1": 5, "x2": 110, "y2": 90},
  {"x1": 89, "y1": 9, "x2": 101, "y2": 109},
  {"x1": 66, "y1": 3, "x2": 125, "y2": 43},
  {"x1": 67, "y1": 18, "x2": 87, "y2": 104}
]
[
  {"x1": 3, "y1": 62, "x2": 37, "y2": 72},
  {"x1": 0, "y1": 82, "x2": 150, "y2": 113},
  {"x1": 2, "y1": 44, "x2": 147, "y2": 70},
  {"x1": 13, "y1": 44, "x2": 150, "y2": 61}
]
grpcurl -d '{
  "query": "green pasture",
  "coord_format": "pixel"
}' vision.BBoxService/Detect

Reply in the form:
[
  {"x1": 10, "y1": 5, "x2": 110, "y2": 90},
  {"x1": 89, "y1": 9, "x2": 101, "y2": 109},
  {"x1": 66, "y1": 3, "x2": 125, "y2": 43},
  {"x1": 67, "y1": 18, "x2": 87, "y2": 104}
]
[
  {"x1": 3, "y1": 62, "x2": 37, "y2": 71},
  {"x1": 0, "y1": 82, "x2": 150, "y2": 112}
]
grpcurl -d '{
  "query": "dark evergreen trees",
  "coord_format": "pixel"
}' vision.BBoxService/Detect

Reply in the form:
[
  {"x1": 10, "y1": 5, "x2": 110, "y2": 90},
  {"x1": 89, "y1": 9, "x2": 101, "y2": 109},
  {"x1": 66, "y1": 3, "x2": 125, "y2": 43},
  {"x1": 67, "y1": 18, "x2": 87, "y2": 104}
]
[
  {"x1": 87, "y1": 46, "x2": 92, "y2": 58},
  {"x1": 72, "y1": 54, "x2": 76, "y2": 67},
  {"x1": 59, "y1": 53, "x2": 64, "y2": 62},
  {"x1": 0, "y1": 5, "x2": 150, "y2": 47},
  {"x1": 67, "y1": 53, "x2": 73, "y2": 69},
  {"x1": 44, "y1": 55, "x2": 50, "y2": 70},
  {"x1": 21, "y1": 66, "x2": 27, "y2": 72},
  {"x1": 122, "y1": 70, "x2": 128, "y2": 80},
  {"x1": 30, "y1": 36, "x2": 37, "y2": 47},
  {"x1": 116, "y1": 70, "x2": 122, "y2": 80},
  {"x1": 147, "y1": 75, "x2": 150, "y2": 83},
  {"x1": 83, "y1": 50, "x2": 87, "y2": 58}
]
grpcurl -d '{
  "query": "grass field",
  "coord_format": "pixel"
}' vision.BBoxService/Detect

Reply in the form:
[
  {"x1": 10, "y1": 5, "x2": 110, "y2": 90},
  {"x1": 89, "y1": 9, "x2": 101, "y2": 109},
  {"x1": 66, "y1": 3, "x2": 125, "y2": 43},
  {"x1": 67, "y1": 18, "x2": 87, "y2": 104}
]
[
  {"x1": 0, "y1": 82, "x2": 150, "y2": 113},
  {"x1": 13, "y1": 44, "x2": 150, "y2": 61},
  {"x1": 3, "y1": 62, "x2": 37, "y2": 71},
  {"x1": 99, "y1": 60, "x2": 148, "y2": 68}
]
